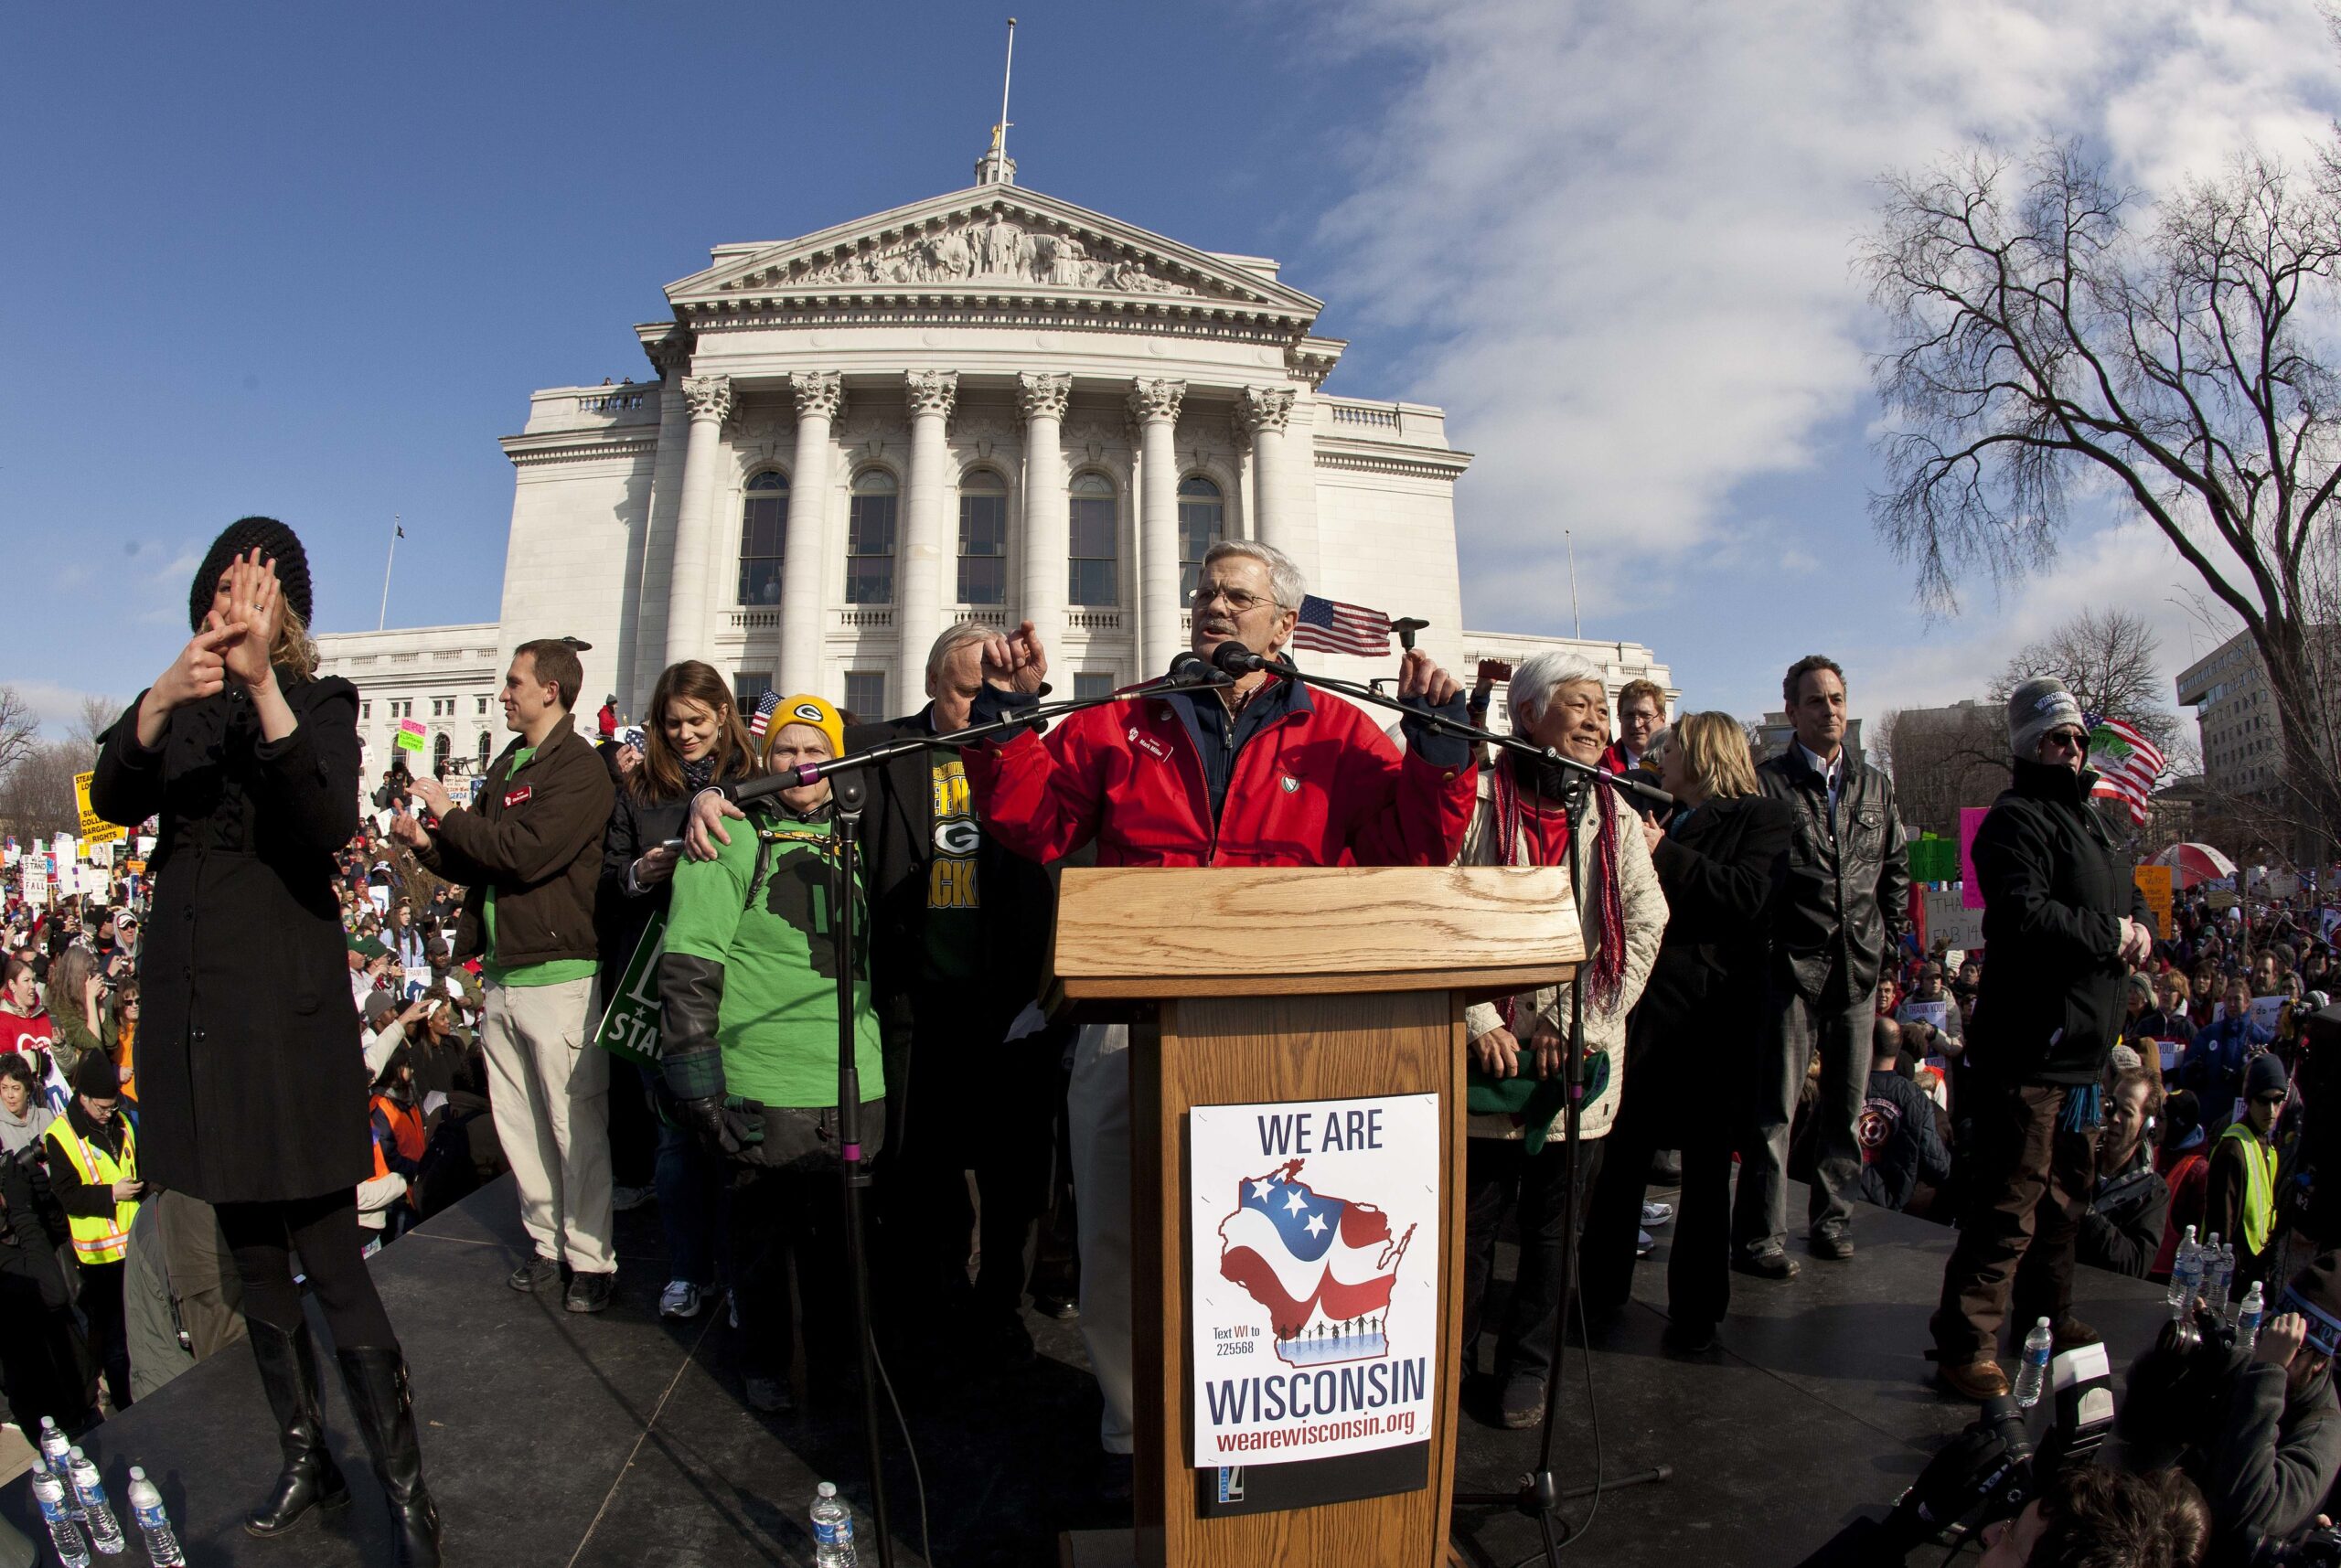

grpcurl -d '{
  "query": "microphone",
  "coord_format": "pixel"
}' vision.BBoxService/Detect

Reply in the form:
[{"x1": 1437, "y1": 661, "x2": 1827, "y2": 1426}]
[
  {"x1": 1211, "y1": 640, "x2": 1289, "y2": 677},
  {"x1": 1166, "y1": 650, "x2": 1218, "y2": 686}
]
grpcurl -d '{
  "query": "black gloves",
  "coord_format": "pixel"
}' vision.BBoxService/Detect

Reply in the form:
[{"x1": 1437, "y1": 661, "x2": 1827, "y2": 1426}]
[{"x1": 673, "y1": 1094, "x2": 764, "y2": 1162}]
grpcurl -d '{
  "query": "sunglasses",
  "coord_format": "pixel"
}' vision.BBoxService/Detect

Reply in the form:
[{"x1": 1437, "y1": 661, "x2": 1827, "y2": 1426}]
[
  {"x1": 2256, "y1": 1092, "x2": 2290, "y2": 1107},
  {"x1": 2039, "y1": 729, "x2": 2090, "y2": 752}
]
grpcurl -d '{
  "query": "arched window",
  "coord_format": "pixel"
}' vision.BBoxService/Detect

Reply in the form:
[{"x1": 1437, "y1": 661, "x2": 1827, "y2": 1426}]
[
  {"x1": 737, "y1": 471, "x2": 788, "y2": 605},
  {"x1": 1068, "y1": 472, "x2": 1118, "y2": 607},
  {"x1": 958, "y1": 469, "x2": 1009, "y2": 605},
  {"x1": 846, "y1": 469, "x2": 898, "y2": 604},
  {"x1": 476, "y1": 731, "x2": 492, "y2": 772},
  {"x1": 433, "y1": 732, "x2": 452, "y2": 772},
  {"x1": 1178, "y1": 475, "x2": 1223, "y2": 598}
]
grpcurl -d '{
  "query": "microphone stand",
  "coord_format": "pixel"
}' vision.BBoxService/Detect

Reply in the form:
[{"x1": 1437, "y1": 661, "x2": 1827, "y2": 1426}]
[
  {"x1": 1237, "y1": 652, "x2": 1673, "y2": 1562},
  {"x1": 712, "y1": 670, "x2": 1231, "y2": 1567}
]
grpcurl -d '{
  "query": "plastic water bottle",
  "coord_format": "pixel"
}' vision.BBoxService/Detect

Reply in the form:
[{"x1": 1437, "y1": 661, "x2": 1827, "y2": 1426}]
[
  {"x1": 2204, "y1": 1236, "x2": 2233, "y2": 1322},
  {"x1": 65, "y1": 1447, "x2": 124, "y2": 1556},
  {"x1": 124, "y1": 1468, "x2": 184, "y2": 1566},
  {"x1": 37, "y1": 1417, "x2": 81, "y2": 1520},
  {"x1": 2014, "y1": 1317, "x2": 2054, "y2": 1409},
  {"x1": 811, "y1": 1480, "x2": 858, "y2": 1568},
  {"x1": 2238, "y1": 1280, "x2": 2267, "y2": 1351},
  {"x1": 30, "y1": 1462, "x2": 91, "y2": 1568},
  {"x1": 2168, "y1": 1226, "x2": 2202, "y2": 1317}
]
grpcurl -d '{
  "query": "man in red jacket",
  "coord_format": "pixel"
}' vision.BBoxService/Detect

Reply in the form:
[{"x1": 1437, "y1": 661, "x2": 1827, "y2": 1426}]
[{"x1": 963, "y1": 539, "x2": 1472, "y2": 1490}]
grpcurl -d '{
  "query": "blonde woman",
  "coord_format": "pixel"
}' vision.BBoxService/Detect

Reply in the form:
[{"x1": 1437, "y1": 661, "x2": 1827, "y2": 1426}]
[{"x1": 1579, "y1": 711, "x2": 1794, "y2": 1352}]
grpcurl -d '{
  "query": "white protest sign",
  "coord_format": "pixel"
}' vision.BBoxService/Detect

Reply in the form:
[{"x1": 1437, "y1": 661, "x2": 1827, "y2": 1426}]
[{"x1": 1188, "y1": 1093, "x2": 1438, "y2": 1467}]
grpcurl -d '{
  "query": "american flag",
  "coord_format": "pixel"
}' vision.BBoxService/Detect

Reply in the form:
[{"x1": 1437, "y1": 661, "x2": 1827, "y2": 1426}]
[
  {"x1": 1290, "y1": 594, "x2": 1392, "y2": 657},
  {"x1": 746, "y1": 689, "x2": 780, "y2": 740},
  {"x1": 2085, "y1": 716, "x2": 2166, "y2": 827},
  {"x1": 1215, "y1": 1160, "x2": 1413, "y2": 1338}
]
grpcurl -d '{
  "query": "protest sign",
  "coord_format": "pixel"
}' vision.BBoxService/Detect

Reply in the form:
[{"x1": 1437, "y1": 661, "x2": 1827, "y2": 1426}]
[
  {"x1": 1959, "y1": 808, "x2": 1989, "y2": 910},
  {"x1": 72, "y1": 773, "x2": 127, "y2": 847},
  {"x1": 394, "y1": 720, "x2": 428, "y2": 754},
  {"x1": 2133, "y1": 865, "x2": 2175, "y2": 940},
  {"x1": 1923, "y1": 889, "x2": 1985, "y2": 950},
  {"x1": 593, "y1": 911, "x2": 668, "y2": 1064}
]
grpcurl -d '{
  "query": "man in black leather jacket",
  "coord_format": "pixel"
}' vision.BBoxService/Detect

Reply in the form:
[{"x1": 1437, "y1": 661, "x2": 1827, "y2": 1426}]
[{"x1": 1734, "y1": 654, "x2": 1911, "y2": 1278}]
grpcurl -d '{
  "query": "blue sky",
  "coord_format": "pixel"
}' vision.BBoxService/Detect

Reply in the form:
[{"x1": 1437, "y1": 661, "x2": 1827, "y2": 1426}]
[{"x1": 8, "y1": 1, "x2": 2337, "y2": 738}]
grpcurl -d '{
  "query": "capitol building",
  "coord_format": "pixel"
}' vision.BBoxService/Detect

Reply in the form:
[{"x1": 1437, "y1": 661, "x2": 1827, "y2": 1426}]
[{"x1": 317, "y1": 147, "x2": 1669, "y2": 776}]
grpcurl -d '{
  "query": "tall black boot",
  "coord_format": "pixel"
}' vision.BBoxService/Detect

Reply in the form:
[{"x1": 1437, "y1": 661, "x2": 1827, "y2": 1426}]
[
  {"x1": 243, "y1": 1319, "x2": 350, "y2": 1537},
  {"x1": 336, "y1": 1346, "x2": 442, "y2": 1568}
]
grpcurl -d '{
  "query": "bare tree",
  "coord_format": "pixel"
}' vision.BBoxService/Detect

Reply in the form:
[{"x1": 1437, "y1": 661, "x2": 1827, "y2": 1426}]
[
  {"x1": 69, "y1": 695, "x2": 118, "y2": 760},
  {"x1": 0, "y1": 687, "x2": 37, "y2": 784},
  {"x1": 0, "y1": 741, "x2": 83, "y2": 838},
  {"x1": 1865, "y1": 141, "x2": 2341, "y2": 857},
  {"x1": 1988, "y1": 608, "x2": 2185, "y2": 763}
]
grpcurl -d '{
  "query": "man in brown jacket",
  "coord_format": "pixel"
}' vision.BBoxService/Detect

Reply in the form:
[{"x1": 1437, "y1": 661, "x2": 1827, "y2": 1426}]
[{"x1": 393, "y1": 639, "x2": 618, "y2": 1312}]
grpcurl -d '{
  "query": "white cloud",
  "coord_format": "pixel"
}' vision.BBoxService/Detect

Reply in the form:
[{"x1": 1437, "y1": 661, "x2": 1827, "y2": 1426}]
[
  {"x1": 5, "y1": 678, "x2": 121, "y2": 740},
  {"x1": 1309, "y1": 0, "x2": 2341, "y2": 635}
]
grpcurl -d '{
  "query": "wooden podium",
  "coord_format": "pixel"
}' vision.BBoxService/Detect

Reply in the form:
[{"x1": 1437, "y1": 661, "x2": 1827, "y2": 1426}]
[{"x1": 1051, "y1": 866, "x2": 1584, "y2": 1568}]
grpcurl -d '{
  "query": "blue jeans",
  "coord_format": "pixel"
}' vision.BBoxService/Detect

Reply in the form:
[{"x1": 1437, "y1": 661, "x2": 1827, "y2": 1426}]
[{"x1": 643, "y1": 1065, "x2": 725, "y2": 1286}]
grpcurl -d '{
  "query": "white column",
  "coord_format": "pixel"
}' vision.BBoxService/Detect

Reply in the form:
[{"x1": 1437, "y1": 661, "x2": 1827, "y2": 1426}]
[
  {"x1": 1241, "y1": 386, "x2": 1297, "y2": 563},
  {"x1": 662, "y1": 374, "x2": 732, "y2": 668},
  {"x1": 898, "y1": 369, "x2": 958, "y2": 671},
  {"x1": 778, "y1": 371, "x2": 844, "y2": 697},
  {"x1": 1129, "y1": 379, "x2": 1186, "y2": 678},
  {"x1": 625, "y1": 338, "x2": 692, "y2": 709},
  {"x1": 1017, "y1": 372, "x2": 1071, "y2": 652}
]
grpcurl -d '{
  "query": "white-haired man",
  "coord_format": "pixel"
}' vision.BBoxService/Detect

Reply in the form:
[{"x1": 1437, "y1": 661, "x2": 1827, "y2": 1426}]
[{"x1": 963, "y1": 539, "x2": 1472, "y2": 1492}]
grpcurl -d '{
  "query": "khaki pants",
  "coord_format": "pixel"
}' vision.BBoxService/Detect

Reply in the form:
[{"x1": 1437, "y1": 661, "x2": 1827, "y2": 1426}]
[{"x1": 481, "y1": 976, "x2": 615, "y2": 1275}]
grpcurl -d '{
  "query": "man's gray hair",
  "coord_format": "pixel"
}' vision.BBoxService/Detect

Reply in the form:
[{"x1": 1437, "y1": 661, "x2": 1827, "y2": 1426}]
[
  {"x1": 1202, "y1": 539, "x2": 1306, "y2": 610},
  {"x1": 1508, "y1": 650, "x2": 1607, "y2": 735},
  {"x1": 927, "y1": 620, "x2": 996, "y2": 685}
]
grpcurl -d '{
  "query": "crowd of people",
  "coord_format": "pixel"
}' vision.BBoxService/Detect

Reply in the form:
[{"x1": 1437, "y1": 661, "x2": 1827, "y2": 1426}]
[{"x1": 7, "y1": 512, "x2": 2341, "y2": 1567}]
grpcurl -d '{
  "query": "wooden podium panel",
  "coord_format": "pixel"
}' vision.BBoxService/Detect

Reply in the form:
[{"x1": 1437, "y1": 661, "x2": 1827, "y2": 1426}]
[
  {"x1": 1132, "y1": 989, "x2": 1469, "y2": 1568},
  {"x1": 1052, "y1": 867, "x2": 1585, "y2": 1568}
]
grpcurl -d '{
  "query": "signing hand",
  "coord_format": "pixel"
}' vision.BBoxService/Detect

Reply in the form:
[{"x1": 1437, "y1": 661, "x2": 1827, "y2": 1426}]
[
  {"x1": 409, "y1": 773, "x2": 455, "y2": 818},
  {"x1": 1395, "y1": 648, "x2": 1461, "y2": 707},
  {"x1": 1472, "y1": 1025, "x2": 1523, "y2": 1079},
  {"x1": 978, "y1": 622, "x2": 1049, "y2": 693},
  {"x1": 685, "y1": 789, "x2": 744, "y2": 861},
  {"x1": 388, "y1": 805, "x2": 431, "y2": 850},
  {"x1": 219, "y1": 549, "x2": 283, "y2": 689},
  {"x1": 137, "y1": 624, "x2": 237, "y2": 745},
  {"x1": 2257, "y1": 1312, "x2": 2309, "y2": 1369},
  {"x1": 1529, "y1": 1019, "x2": 1565, "y2": 1081}
]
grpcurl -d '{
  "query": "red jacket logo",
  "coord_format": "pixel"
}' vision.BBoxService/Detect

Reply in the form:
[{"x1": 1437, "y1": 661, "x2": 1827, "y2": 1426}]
[{"x1": 503, "y1": 784, "x2": 533, "y2": 808}]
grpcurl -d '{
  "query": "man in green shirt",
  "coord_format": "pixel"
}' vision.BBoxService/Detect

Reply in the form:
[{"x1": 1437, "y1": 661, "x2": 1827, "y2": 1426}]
[
  {"x1": 395, "y1": 638, "x2": 617, "y2": 1313},
  {"x1": 659, "y1": 696, "x2": 882, "y2": 1412}
]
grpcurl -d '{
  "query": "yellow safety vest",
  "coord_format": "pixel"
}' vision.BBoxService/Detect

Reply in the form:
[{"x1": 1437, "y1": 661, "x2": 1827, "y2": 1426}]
[{"x1": 46, "y1": 1118, "x2": 137, "y2": 1266}]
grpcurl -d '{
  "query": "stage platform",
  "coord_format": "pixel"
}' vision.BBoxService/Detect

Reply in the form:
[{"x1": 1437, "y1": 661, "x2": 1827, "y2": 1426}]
[{"x1": 0, "y1": 1175, "x2": 2169, "y2": 1567}]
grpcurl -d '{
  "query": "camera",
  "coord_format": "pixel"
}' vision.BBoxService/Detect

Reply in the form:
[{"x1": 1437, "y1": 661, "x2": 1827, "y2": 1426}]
[
  {"x1": 2257, "y1": 1524, "x2": 2341, "y2": 1567},
  {"x1": 1797, "y1": 1343, "x2": 2115, "y2": 1567}
]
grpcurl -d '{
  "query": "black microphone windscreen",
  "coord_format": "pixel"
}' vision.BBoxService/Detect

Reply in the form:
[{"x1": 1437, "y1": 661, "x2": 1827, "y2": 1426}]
[
  {"x1": 1167, "y1": 651, "x2": 1214, "y2": 685},
  {"x1": 1211, "y1": 640, "x2": 1259, "y2": 677}
]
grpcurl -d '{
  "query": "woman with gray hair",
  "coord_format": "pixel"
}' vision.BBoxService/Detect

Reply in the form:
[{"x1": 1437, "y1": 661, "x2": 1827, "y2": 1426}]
[{"x1": 1456, "y1": 652, "x2": 1668, "y2": 1427}]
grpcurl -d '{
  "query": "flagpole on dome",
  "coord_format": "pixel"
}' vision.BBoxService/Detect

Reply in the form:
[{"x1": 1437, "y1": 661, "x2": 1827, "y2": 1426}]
[
  {"x1": 378, "y1": 515, "x2": 403, "y2": 632},
  {"x1": 977, "y1": 18, "x2": 1019, "y2": 187}
]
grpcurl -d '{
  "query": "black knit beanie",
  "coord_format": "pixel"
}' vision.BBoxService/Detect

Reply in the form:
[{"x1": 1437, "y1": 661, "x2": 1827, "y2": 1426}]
[
  {"x1": 190, "y1": 517, "x2": 313, "y2": 633},
  {"x1": 72, "y1": 1049, "x2": 121, "y2": 1101}
]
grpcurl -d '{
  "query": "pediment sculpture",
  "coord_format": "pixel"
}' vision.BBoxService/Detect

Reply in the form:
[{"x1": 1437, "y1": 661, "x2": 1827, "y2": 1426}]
[{"x1": 771, "y1": 212, "x2": 1209, "y2": 297}]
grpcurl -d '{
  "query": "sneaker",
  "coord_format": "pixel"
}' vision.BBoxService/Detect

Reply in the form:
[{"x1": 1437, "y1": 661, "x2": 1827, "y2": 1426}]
[
  {"x1": 508, "y1": 1253, "x2": 560, "y2": 1292},
  {"x1": 565, "y1": 1271, "x2": 616, "y2": 1314},
  {"x1": 611, "y1": 1184, "x2": 653, "y2": 1213},
  {"x1": 1937, "y1": 1358, "x2": 2011, "y2": 1402},
  {"x1": 1641, "y1": 1200, "x2": 1674, "y2": 1227},
  {"x1": 1731, "y1": 1248, "x2": 1800, "y2": 1282},
  {"x1": 1636, "y1": 1229, "x2": 1656, "y2": 1258},
  {"x1": 1499, "y1": 1372, "x2": 1546, "y2": 1429},
  {"x1": 744, "y1": 1375, "x2": 793, "y2": 1413},
  {"x1": 659, "y1": 1280, "x2": 705, "y2": 1320}
]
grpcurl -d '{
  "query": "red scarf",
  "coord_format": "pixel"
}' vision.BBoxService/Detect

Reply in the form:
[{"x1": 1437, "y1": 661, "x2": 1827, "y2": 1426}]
[{"x1": 1491, "y1": 757, "x2": 1626, "y2": 1019}]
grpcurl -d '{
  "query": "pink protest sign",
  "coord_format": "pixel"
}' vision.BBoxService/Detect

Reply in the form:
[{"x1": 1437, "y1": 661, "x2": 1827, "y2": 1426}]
[{"x1": 1959, "y1": 806, "x2": 1989, "y2": 910}]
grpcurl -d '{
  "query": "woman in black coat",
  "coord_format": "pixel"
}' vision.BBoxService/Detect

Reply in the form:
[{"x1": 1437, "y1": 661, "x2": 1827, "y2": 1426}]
[
  {"x1": 597, "y1": 659, "x2": 757, "y2": 1323},
  {"x1": 1581, "y1": 710, "x2": 1793, "y2": 1351},
  {"x1": 91, "y1": 519, "x2": 440, "y2": 1566}
]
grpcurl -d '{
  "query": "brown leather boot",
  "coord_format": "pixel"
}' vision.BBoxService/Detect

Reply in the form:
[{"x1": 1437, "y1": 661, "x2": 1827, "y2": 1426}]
[{"x1": 1936, "y1": 1357, "x2": 2011, "y2": 1402}]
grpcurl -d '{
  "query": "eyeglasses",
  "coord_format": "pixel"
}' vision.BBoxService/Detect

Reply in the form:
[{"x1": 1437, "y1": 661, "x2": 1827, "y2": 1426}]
[{"x1": 1190, "y1": 585, "x2": 1278, "y2": 613}]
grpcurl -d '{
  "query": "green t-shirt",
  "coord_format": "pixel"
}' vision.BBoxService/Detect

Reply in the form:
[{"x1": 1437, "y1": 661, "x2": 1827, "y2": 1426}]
[
  {"x1": 484, "y1": 743, "x2": 598, "y2": 990},
  {"x1": 661, "y1": 805, "x2": 883, "y2": 1108}
]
